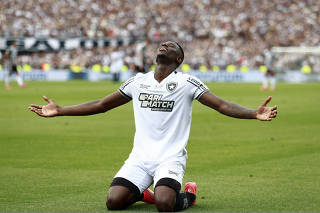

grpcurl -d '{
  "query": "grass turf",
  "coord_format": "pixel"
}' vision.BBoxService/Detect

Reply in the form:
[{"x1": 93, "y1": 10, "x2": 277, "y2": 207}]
[{"x1": 0, "y1": 81, "x2": 319, "y2": 212}]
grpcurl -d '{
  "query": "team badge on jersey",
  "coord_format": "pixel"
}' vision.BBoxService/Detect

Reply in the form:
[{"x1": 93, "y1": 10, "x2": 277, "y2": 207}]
[{"x1": 166, "y1": 82, "x2": 178, "y2": 92}]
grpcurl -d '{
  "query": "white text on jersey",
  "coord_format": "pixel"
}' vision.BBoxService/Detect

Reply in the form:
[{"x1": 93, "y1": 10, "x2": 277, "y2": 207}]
[{"x1": 139, "y1": 93, "x2": 175, "y2": 112}]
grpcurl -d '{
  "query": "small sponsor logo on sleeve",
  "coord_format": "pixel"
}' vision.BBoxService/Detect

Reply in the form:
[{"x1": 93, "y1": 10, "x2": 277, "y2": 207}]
[
  {"x1": 187, "y1": 77, "x2": 208, "y2": 91},
  {"x1": 139, "y1": 84, "x2": 151, "y2": 89},
  {"x1": 168, "y1": 170, "x2": 179, "y2": 176}
]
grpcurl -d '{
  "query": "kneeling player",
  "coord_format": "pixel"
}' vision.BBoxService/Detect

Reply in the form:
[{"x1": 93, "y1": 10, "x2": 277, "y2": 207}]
[{"x1": 29, "y1": 41, "x2": 277, "y2": 211}]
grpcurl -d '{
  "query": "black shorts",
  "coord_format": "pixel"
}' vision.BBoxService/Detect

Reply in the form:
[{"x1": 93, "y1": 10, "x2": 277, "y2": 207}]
[
  {"x1": 9, "y1": 64, "x2": 18, "y2": 75},
  {"x1": 110, "y1": 177, "x2": 141, "y2": 197},
  {"x1": 155, "y1": 177, "x2": 181, "y2": 194},
  {"x1": 110, "y1": 177, "x2": 181, "y2": 196}
]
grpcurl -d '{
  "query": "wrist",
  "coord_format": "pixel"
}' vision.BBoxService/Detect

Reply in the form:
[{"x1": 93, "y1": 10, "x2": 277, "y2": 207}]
[
  {"x1": 56, "y1": 106, "x2": 63, "y2": 116},
  {"x1": 253, "y1": 110, "x2": 258, "y2": 119}
]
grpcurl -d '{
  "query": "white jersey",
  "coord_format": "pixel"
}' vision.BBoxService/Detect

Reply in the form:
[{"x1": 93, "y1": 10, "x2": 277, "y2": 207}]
[
  {"x1": 119, "y1": 71, "x2": 209, "y2": 164},
  {"x1": 8, "y1": 45, "x2": 18, "y2": 63}
]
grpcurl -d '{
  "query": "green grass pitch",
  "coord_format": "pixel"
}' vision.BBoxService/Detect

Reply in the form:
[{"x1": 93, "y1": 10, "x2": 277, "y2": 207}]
[{"x1": 0, "y1": 80, "x2": 319, "y2": 212}]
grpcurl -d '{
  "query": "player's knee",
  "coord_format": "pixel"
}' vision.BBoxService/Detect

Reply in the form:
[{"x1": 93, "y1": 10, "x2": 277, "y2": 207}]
[
  {"x1": 155, "y1": 195, "x2": 175, "y2": 212},
  {"x1": 106, "y1": 183, "x2": 137, "y2": 210},
  {"x1": 106, "y1": 195, "x2": 126, "y2": 210}
]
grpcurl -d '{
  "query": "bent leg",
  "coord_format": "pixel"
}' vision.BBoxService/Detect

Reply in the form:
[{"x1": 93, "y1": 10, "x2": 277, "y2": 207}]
[
  {"x1": 106, "y1": 177, "x2": 142, "y2": 210},
  {"x1": 155, "y1": 185, "x2": 177, "y2": 212},
  {"x1": 154, "y1": 178, "x2": 196, "y2": 212},
  {"x1": 16, "y1": 74, "x2": 25, "y2": 87},
  {"x1": 154, "y1": 177, "x2": 181, "y2": 212},
  {"x1": 261, "y1": 76, "x2": 268, "y2": 90},
  {"x1": 5, "y1": 73, "x2": 11, "y2": 88},
  {"x1": 107, "y1": 185, "x2": 135, "y2": 210},
  {"x1": 270, "y1": 77, "x2": 276, "y2": 90}
]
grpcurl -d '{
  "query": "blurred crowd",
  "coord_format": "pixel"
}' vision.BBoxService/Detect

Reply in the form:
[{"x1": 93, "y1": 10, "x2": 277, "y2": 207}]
[{"x1": 1, "y1": 0, "x2": 320, "y2": 72}]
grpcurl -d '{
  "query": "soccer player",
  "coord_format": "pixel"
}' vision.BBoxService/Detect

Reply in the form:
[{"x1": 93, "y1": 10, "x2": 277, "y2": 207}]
[
  {"x1": 29, "y1": 41, "x2": 277, "y2": 212},
  {"x1": 4, "y1": 41, "x2": 26, "y2": 89},
  {"x1": 261, "y1": 69, "x2": 276, "y2": 91},
  {"x1": 260, "y1": 49, "x2": 277, "y2": 91}
]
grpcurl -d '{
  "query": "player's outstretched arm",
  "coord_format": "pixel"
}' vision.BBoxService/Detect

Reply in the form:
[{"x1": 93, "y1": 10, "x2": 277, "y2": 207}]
[
  {"x1": 28, "y1": 91, "x2": 130, "y2": 117},
  {"x1": 198, "y1": 92, "x2": 277, "y2": 121}
]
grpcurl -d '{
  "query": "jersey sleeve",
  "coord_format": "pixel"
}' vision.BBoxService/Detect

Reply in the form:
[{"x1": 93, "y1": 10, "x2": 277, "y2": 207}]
[
  {"x1": 119, "y1": 76, "x2": 135, "y2": 100},
  {"x1": 186, "y1": 75, "x2": 209, "y2": 100}
]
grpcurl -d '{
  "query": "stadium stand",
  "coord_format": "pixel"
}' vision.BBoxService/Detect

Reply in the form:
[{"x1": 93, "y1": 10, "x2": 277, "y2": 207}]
[{"x1": 0, "y1": 0, "x2": 319, "y2": 72}]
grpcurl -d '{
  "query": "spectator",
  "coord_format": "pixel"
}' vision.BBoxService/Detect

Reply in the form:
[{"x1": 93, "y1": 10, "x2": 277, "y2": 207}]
[{"x1": 1, "y1": 0, "x2": 319, "y2": 72}]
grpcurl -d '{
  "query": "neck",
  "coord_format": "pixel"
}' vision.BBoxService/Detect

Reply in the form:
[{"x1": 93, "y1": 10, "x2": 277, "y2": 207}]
[{"x1": 154, "y1": 63, "x2": 177, "y2": 83}]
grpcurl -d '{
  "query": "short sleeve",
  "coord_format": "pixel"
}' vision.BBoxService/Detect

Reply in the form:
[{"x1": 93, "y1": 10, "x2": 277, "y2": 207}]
[
  {"x1": 186, "y1": 75, "x2": 209, "y2": 100},
  {"x1": 119, "y1": 76, "x2": 135, "y2": 100}
]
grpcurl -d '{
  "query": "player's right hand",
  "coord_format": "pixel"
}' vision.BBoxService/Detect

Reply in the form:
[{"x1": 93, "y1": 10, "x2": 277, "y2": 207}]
[
  {"x1": 28, "y1": 96, "x2": 59, "y2": 117},
  {"x1": 256, "y1": 96, "x2": 277, "y2": 121}
]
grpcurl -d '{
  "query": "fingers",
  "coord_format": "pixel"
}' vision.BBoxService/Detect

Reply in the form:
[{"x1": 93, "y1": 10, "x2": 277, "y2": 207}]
[
  {"x1": 257, "y1": 106, "x2": 277, "y2": 121},
  {"x1": 28, "y1": 96, "x2": 55, "y2": 117},
  {"x1": 271, "y1": 105, "x2": 277, "y2": 116},
  {"x1": 42, "y1": 96, "x2": 51, "y2": 103},
  {"x1": 270, "y1": 111, "x2": 277, "y2": 118},
  {"x1": 262, "y1": 96, "x2": 272, "y2": 106},
  {"x1": 28, "y1": 106, "x2": 45, "y2": 117},
  {"x1": 29, "y1": 96, "x2": 53, "y2": 109},
  {"x1": 268, "y1": 107, "x2": 278, "y2": 119},
  {"x1": 29, "y1": 104, "x2": 42, "y2": 109}
]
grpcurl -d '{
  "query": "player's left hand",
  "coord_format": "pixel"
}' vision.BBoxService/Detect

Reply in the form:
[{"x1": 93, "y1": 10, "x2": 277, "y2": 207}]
[
  {"x1": 256, "y1": 96, "x2": 277, "y2": 121},
  {"x1": 28, "y1": 96, "x2": 59, "y2": 117}
]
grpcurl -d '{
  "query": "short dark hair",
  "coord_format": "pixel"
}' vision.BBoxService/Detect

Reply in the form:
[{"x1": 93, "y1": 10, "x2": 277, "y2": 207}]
[{"x1": 173, "y1": 41, "x2": 184, "y2": 62}]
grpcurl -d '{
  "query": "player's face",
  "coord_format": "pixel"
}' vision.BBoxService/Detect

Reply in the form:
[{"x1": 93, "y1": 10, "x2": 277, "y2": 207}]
[{"x1": 156, "y1": 41, "x2": 181, "y2": 64}]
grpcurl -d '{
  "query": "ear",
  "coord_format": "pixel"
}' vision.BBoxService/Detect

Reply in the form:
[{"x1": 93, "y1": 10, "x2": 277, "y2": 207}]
[{"x1": 176, "y1": 57, "x2": 182, "y2": 64}]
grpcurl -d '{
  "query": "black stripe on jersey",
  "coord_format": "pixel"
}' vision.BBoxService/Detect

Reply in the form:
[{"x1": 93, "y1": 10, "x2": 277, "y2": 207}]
[
  {"x1": 118, "y1": 89, "x2": 132, "y2": 100},
  {"x1": 120, "y1": 77, "x2": 135, "y2": 90},
  {"x1": 195, "y1": 90, "x2": 208, "y2": 100},
  {"x1": 187, "y1": 79, "x2": 207, "y2": 91}
]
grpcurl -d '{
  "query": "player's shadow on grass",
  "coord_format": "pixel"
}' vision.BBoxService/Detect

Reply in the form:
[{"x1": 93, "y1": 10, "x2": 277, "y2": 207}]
[
  {"x1": 119, "y1": 202, "x2": 156, "y2": 212},
  {"x1": 110, "y1": 202, "x2": 202, "y2": 212}
]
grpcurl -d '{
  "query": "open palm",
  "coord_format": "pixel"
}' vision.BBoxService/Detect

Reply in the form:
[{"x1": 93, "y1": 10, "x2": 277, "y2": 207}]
[
  {"x1": 28, "y1": 96, "x2": 59, "y2": 117},
  {"x1": 256, "y1": 96, "x2": 277, "y2": 121}
]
